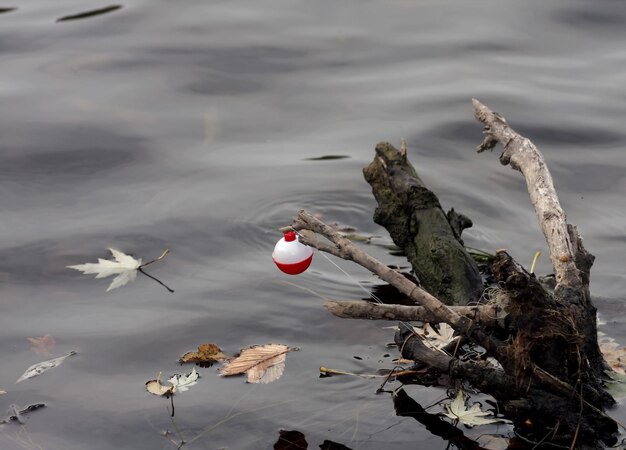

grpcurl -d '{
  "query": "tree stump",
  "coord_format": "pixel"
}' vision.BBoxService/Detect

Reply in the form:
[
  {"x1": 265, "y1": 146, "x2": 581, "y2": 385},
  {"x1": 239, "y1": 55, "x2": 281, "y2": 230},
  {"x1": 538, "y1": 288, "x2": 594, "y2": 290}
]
[{"x1": 363, "y1": 141, "x2": 483, "y2": 305}]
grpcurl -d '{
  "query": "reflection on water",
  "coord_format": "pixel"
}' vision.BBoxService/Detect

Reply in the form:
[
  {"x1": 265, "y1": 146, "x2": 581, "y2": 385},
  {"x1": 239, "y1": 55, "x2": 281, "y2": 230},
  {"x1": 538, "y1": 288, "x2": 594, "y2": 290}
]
[{"x1": 1, "y1": 0, "x2": 626, "y2": 448}]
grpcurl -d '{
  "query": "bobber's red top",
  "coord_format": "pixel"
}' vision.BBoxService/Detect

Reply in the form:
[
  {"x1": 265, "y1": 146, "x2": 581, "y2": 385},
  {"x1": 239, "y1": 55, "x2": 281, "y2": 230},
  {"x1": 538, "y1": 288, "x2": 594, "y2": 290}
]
[{"x1": 272, "y1": 231, "x2": 313, "y2": 275}]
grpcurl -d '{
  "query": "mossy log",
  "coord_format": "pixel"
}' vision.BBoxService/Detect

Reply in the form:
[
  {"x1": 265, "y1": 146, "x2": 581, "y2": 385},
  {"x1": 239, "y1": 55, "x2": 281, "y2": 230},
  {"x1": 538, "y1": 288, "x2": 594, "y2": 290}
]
[{"x1": 363, "y1": 142, "x2": 483, "y2": 305}]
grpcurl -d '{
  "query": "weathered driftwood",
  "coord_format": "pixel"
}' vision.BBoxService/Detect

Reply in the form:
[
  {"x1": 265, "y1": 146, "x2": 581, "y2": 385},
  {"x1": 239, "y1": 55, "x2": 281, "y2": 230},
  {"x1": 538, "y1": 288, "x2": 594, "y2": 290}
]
[
  {"x1": 323, "y1": 300, "x2": 505, "y2": 328},
  {"x1": 287, "y1": 99, "x2": 618, "y2": 448},
  {"x1": 473, "y1": 98, "x2": 606, "y2": 382},
  {"x1": 363, "y1": 141, "x2": 483, "y2": 305},
  {"x1": 474, "y1": 99, "x2": 580, "y2": 291}
]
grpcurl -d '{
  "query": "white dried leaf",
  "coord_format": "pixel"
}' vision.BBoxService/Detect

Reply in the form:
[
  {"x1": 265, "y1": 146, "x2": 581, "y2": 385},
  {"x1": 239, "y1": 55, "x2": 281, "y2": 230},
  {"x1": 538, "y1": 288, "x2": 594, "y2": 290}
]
[
  {"x1": 146, "y1": 372, "x2": 175, "y2": 397},
  {"x1": 16, "y1": 351, "x2": 76, "y2": 383},
  {"x1": 67, "y1": 248, "x2": 142, "y2": 291},
  {"x1": 485, "y1": 357, "x2": 504, "y2": 370},
  {"x1": 168, "y1": 367, "x2": 199, "y2": 392},
  {"x1": 443, "y1": 390, "x2": 504, "y2": 427},
  {"x1": 413, "y1": 323, "x2": 457, "y2": 352}
]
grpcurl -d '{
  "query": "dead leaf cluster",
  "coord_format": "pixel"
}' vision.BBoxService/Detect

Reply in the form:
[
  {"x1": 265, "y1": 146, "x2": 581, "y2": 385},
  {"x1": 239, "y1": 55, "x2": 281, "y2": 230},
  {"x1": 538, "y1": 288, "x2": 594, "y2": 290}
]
[
  {"x1": 146, "y1": 342, "x2": 297, "y2": 399},
  {"x1": 146, "y1": 368, "x2": 200, "y2": 397}
]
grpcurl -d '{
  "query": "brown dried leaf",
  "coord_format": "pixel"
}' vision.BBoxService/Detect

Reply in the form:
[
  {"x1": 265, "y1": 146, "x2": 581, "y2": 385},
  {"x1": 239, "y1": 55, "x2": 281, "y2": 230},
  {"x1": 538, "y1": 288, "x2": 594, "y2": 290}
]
[
  {"x1": 28, "y1": 335, "x2": 56, "y2": 356},
  {"x1": 145, "y1": 372, "x2": 175, "y2": 397},
  {"x1": 246, "y1": 353, "x2": 286, "y2": 384},
  {"x1": 219, "y1": 344, "x2": 296, "y2": 384},
  {"x1": 179, "y1": 343, "x2": 231, "y2": 366}
]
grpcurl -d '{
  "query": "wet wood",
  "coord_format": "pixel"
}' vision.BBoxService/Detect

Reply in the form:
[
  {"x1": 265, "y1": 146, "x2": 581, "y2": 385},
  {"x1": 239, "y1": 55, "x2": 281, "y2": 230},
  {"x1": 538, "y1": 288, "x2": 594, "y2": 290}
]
[
  {"x1": 323, "y1": 300, "x2": 505, "y2": 328},
  {"x1": 363, "y1": 141, "x2": 483, "y2": 305},
  {"x1": 291, "y1": 212, "x2": 501, "y2": 356}
]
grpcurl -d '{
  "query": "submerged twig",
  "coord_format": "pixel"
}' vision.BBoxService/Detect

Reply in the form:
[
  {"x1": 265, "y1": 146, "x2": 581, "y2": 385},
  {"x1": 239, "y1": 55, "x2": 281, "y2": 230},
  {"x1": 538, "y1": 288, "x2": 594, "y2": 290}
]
[
  {"x1": 138, "y1": 268, "x2": 175, "y2": 293},
  {"x1": 137, "y1": 249, "x2": 174, "y2": 292}
]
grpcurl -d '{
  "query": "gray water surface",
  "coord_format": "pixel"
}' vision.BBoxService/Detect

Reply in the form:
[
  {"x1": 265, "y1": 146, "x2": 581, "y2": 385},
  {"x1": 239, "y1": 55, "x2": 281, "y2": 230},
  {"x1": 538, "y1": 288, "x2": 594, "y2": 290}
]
[{"x1": 1, "y1": 1, "x2": 625, "y2": 448}]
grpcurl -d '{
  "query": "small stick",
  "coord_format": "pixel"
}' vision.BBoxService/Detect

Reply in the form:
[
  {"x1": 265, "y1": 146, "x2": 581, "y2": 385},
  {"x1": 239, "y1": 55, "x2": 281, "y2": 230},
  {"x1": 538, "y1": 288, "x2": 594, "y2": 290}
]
[
  {"x1": 139, "y1": 249, "x2": 170, "y2": 269},
  {"x1": 138, "y1": 268, "x2": 175, "y2": 293}
]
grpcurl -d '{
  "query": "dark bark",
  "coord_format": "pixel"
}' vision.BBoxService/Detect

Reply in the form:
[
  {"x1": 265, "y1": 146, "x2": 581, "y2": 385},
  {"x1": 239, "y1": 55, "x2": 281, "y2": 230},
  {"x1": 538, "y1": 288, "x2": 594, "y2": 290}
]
[
  {"x1": 395, "y1": 322, "x2": 617, "y2": 449},
  {"x1": 363, "y1": 142, "x2": 483, "y2": 305}
]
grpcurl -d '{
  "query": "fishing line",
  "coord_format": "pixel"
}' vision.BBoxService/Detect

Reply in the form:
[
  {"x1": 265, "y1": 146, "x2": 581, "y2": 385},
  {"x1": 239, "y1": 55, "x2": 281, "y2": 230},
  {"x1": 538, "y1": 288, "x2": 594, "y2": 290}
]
[{"x1": 315, "y1": 249, "x2": 385, "y2": 305}]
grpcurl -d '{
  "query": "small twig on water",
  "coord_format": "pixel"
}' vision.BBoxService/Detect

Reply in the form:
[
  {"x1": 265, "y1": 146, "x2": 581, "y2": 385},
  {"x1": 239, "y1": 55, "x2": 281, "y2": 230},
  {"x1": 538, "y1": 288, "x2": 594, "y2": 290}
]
[
  {"x1": 140, "y1": 249, "x2": 170, "y2": 269},
  {"x1": 138, "y1": 268, "x2": 174, "y2": 293},
  {"x1": 166, "y1": 401, "x2": 186, "y2": 449}
]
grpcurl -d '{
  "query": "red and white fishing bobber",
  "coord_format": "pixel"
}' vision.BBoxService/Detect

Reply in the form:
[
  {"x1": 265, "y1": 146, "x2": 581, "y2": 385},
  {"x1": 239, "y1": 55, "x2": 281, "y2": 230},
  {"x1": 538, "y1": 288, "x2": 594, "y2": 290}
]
[{"x1": 272, "y1": 231, "x2": 313, "y2": 275}]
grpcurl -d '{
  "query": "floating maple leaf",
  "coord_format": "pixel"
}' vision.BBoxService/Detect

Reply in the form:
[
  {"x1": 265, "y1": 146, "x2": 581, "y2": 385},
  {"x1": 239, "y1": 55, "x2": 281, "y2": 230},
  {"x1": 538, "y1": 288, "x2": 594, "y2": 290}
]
[
  {"x1": 67, "y1": 248, "x2": 141, "y2": 291},
  {"x1": 16, "y1": 351, "x2": 76, "y2": 383},
  {"x1": 67, "y1": 248, "x2": 173, "y2": 292},
  {"x1": 169, "y1": 368, "x2": 199, "y2": 392},
  {"x1": 412, "y1": 323, "x2": 457, "y2": 353},
  {"x1": 443, "y1": 390, "x2": 505, "y2": 427},
  {"x1": 28, "y1": 334, "x2": 56, "y2": 356},
  {"x1": 179, "y1": 343, "x2": 231, "y2": 367},
  {"x1": 219, "y1": 344, "x2": 297, "y2": 384}
]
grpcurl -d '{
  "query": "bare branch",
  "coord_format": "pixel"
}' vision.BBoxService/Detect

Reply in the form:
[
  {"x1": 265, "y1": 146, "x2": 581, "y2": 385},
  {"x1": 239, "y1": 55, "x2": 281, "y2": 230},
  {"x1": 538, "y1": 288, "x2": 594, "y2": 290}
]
[
  {"x1": 324, "y1": 300, "x2": 505, "y2": 327},
  {"x1": 291, "y1": 210, "x2": 501, "y2": 355},
  {"x1": 472, "y1": 99, "x2": 585, "y2": 295}
]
